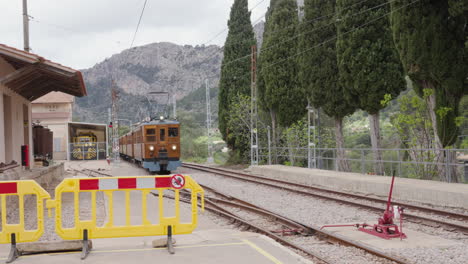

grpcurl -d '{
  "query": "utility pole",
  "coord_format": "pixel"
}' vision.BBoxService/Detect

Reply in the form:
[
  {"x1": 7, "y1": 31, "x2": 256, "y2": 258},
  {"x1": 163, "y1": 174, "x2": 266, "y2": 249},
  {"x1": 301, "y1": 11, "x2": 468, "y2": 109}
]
[
  {"x1": 22, "y1": 0, "x2": 30, "y2": 52},
  {"x1": 111, "y1": 80, "x2": 120, "y2": 163},
  {"x1": 206, "y1": 79, "x2": 213, "y2": 163},
  {"x1": 250, "y1": 45, "x2": 259, "y2": 166},
  {"x1": 107, "y1": 107, "x2": 111, "y2": 157},
  {"x1": 307, "y1": 104, "x2": 317, "y2": 169}
]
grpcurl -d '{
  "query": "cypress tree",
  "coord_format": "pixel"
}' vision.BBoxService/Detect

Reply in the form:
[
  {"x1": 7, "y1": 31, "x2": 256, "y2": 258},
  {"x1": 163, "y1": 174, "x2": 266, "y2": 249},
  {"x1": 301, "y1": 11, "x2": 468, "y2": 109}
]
[
  {"x1": 258, "y1": 0, "x2": 306, "y2": 150},
  {"x1": 336, "y1": 0, "x2": 405, "y2": 175},
  {"x1": 298, "y1": 0, "x2": 357, "y2": 171},
  {"x1": 390, "y1": 0, "x2": 467, "y2": 149},
  {"x1": 218, "y1": 0, "x2": 256, "y2": 151}
]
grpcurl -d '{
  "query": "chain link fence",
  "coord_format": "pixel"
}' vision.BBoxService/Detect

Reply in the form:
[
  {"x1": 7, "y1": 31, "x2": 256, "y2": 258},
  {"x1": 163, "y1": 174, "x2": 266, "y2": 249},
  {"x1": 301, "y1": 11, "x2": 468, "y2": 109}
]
[{"x1": 258, "y1": 146, "x2": 468, "y2": 183}]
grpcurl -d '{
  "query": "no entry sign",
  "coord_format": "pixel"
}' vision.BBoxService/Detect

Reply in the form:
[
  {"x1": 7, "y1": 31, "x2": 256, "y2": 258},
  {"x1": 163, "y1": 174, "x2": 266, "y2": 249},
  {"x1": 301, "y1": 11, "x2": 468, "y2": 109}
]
[{"x1": 171, "y1": 174, "x2": 185, "y2": 189}]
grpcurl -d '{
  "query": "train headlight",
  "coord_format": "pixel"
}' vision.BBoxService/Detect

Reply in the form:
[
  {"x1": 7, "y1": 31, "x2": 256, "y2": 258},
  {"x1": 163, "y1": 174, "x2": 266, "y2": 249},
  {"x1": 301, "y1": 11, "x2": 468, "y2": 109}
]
[
  {"x1": 172, "y1": 145, "x2": 177, "y2": 151},
  {"x1": 149, "y1": 145, "x2": 154, "y2": 151}
]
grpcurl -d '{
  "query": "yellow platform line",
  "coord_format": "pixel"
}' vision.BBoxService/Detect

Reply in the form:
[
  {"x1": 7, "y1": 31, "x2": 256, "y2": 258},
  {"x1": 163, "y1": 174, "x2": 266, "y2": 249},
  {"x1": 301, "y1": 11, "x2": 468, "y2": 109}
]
[{"x1": 242, "y1": 239, "x2": 283, "y2": 264}]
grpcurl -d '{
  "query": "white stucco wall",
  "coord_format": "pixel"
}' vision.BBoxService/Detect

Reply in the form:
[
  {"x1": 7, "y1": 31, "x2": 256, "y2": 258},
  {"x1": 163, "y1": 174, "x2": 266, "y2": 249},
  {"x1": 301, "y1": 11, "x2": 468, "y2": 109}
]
[{"x1": 0, "y1": 57, "x2": 34, "y2": 169}]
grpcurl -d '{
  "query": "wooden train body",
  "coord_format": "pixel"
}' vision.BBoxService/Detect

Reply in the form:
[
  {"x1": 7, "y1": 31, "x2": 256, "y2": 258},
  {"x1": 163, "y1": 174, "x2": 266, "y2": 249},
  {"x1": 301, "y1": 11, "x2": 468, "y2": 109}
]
[{"x1": 119, "y1": 119, "x2": 181, "y2": 173}]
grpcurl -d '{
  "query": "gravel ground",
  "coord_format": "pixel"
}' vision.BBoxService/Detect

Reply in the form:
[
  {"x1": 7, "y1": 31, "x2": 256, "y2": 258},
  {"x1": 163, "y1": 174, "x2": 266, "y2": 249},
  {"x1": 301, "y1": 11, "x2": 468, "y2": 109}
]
[
  {"x1": 40, "y1": 173, "x2": 107, "y2": 241},
  {"x1": 2, "y1": 172, "x2": 108, "y2": 242},
  {"x1": 221, "y1": 203, "x2": 394, "y2": 264},
  {"x1": 182, "y1": 168, "x2": 468, "y2": 264}
]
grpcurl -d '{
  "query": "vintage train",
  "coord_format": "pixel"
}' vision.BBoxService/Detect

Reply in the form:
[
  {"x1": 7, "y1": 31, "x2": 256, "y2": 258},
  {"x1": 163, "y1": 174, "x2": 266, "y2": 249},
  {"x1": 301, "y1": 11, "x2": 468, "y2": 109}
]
[{"x1": 119, "y1": 117, "x2": 181, "y2": 174}]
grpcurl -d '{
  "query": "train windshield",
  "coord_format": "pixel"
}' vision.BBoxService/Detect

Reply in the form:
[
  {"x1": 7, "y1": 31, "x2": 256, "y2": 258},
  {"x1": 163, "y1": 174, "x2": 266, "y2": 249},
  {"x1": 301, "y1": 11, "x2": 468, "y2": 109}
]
[
  {"x1": 169, "y1": 127, "x2": 178, "y2": 137},
  {"x1": 160, "y1": 129, "x2": 165, "y2": 141},
  {"x1": 146, "y1": 129, "x2": 156, "y2": 142}
]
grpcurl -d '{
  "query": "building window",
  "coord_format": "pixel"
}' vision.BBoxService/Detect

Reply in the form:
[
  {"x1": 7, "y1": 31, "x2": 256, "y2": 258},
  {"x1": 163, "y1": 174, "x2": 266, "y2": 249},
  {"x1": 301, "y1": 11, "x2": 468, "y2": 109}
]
[{"x1": 47, "y1": 105, "x2": 58, "y2": 112}]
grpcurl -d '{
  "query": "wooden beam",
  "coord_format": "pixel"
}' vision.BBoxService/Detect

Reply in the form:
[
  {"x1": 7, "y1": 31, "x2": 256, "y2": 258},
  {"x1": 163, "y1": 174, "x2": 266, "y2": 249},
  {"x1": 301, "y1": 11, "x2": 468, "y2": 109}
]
[
  {"x1": 20, "y1": 79, "x2": 54, "y2": 100},
  {"x1": 0, "y1": 64, "x2": 38, "y2": 85},
  {"x1": 37, "y1": 63, "x2": 75, "y2": 78},
  {"x1": 7, "y1": 71, "x2": 42, "y2": 90}
]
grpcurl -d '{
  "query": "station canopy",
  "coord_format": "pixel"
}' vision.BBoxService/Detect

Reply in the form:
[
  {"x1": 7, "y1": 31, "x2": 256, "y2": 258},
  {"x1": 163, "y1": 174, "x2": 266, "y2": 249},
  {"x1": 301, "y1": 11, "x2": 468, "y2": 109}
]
[{"x1": 0, "y1": 44, "x2": 87, "y2": 101}]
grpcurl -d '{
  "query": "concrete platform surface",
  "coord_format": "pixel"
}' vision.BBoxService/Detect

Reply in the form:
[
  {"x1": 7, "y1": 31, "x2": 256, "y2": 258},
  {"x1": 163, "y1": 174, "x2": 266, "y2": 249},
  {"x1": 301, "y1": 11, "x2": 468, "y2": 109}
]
[
  {"x1": 0, "y1": 230, "x2": 313, "y2": 264},
  {"x1": 249, "y1": 165, "x2": 468, "y2": 209},
  {"x1": 321, "y1": 222, "x2": 462, "y2": 250}
]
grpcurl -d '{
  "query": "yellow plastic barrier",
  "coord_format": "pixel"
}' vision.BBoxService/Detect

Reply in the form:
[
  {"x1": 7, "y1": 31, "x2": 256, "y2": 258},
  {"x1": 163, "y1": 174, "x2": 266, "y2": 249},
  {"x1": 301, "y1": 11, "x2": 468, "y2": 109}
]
[
  {"x1": 0, "y1": 180, "x2": 51, "y2": 262},
  {"x1": 46, "y1": 174, "x2": 204, "y2": 257}
]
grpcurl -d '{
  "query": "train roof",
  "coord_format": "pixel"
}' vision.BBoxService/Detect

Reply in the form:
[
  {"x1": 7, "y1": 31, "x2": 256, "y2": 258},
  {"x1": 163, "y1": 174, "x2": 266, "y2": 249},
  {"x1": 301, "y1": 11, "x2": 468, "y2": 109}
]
[
  {"x1": 140, "y1": 119, "x2": 180, "y2": 125},
  {"x1": 120, "y1": 119, "x2": 180, "y2": 138}
]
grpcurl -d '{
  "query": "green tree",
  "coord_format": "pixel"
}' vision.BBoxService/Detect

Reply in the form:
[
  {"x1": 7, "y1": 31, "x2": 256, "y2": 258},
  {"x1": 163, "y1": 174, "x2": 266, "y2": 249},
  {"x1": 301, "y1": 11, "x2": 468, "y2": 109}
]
[
  {"x1": 258, "y1": 0, "x2": 306, "y2": 154},
  {"x1": 390, "y1": 0, "x2": 467, "y2": 181},
  {"x1": 218, "y1": 0, "x2": 256, "y2": 151},
  {"x1": 337, "y1": 0, "x2": 405, "y2": 175},
  {"x1": 389, "y1": 0, "x2": 466, "y2": 147},
  {"x1": 298, "y1": 0, "x2": 357, "y2": 171}
]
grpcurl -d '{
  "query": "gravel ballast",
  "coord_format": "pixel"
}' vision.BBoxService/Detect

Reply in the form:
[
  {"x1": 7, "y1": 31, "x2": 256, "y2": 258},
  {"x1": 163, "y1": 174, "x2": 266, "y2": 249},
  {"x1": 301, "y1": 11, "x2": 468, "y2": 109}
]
[{"x1": 182, "y1": 168, "x2": 468, "y2": 264}]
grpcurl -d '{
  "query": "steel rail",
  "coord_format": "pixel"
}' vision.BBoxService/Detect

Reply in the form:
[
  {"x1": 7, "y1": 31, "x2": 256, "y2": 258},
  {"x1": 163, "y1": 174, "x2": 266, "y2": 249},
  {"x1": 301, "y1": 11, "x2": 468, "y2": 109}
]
[
  {"x1": 183, "y1": 163, "x2": 468, "y2": 220},
  {"x1": 188, "y1": 184, "x2": 410, "y2": 264},
  {"x1": 151, "y1": 190, "x2": 332, "y2": 264},
  {"x1": 182, "y1": 163, "x2": 468, "y2": 234}
]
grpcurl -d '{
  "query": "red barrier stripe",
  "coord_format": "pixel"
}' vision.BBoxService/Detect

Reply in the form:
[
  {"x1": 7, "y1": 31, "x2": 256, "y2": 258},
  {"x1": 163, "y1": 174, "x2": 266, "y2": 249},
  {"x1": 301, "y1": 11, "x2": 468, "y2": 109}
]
[
  {"x1": 80, "y1": 179, "x2": 99, "y2": 190},
  {"x1": 155, "y1": 177, "x2": 171, "y2": 188},
  {"x1": 118, "y1": 178, "x2": 136, "y2": 189},
  {"x1": 0, "y1": 182, "x2": 17, "y2": 194}
]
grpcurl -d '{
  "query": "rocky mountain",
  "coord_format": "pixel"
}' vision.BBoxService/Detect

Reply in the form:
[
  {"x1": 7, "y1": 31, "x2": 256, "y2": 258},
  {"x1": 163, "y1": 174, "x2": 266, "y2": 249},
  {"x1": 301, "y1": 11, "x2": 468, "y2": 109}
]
[
  {"x1": 74, "y1": 42, "x2": 223, "y2": 123},
  {"x1": 75, "y1": 22, "x2": 267, "y2": 124}
]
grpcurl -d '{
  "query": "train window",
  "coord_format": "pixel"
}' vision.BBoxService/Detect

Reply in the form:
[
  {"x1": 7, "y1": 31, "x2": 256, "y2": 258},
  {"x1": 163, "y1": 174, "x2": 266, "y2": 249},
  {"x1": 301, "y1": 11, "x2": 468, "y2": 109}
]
[
  {"x1": 169, "y1": 127, "x2": 178, "y2": 137},
  {"x1": 146, "y1": 128, "x2": 156, "y2": 142},
  {"x1": 160, "y1": 129, "x2": 165, "y2": 141}
]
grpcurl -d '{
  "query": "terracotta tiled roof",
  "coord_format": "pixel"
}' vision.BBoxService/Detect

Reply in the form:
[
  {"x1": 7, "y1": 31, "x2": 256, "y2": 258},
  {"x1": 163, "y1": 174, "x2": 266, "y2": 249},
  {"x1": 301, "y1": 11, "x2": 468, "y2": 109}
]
[
  {"x1": 33, "y1": 91, "x2": 74, "y2": 103},
  {"x1": 0, "y1": 43, "x2": 87, "y2": 101}
]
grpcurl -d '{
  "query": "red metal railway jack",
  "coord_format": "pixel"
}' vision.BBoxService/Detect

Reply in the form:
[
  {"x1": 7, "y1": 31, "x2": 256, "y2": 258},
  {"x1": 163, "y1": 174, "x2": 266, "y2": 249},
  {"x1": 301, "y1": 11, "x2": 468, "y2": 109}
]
[
  {"x1": 321, "y1": 172, "x2": 406, "y2": 240},
  {"x1": 358, "y1": 172, "x2": 406, "y2": 240}
]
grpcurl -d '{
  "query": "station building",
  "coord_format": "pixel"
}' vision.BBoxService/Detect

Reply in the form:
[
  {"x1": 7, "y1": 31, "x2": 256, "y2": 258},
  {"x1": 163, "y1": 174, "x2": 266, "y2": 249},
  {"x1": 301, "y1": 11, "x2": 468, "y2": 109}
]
[
  {"x1": 32, "y1": 92, "x2": 74, "y2": 160},
  {"x1": 0, "y1": 43, "x2": 87, "y2": 177}
]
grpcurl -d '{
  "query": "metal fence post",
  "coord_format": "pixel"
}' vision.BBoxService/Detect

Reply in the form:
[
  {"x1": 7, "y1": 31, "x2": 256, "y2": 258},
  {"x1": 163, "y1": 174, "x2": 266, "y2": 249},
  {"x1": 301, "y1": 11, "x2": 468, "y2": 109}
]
[
  {"x1": 361, "y1": 149, "x2": 365, "y2": 175},
  {"x1": 334, "y1": 149, "x2": 337, "y2": 171},
  {"x1": 445, "y1": 149, "x2": 451, "y2": 182},
  {"x1": 397, "y1": 149, "x2": 402, "y2": 177},
  {"x1": 267, "y1": 126, "x2": 271, "y2": 165}
]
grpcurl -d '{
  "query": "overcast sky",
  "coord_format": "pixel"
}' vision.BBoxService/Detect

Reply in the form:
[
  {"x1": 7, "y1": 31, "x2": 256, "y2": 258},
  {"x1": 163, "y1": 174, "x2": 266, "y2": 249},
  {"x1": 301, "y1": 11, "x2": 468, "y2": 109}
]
[{"x1": 1, "y1": 0, "x2": 268, "y2": 70}]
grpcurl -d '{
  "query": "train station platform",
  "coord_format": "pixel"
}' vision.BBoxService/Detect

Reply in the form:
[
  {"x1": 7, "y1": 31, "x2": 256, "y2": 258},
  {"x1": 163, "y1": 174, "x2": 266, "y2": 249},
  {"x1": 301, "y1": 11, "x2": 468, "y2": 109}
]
[
  {"x1": 249, "y1": 165, "x2": 468, "y2": 209},
  {"x1": 0, "y1": 230, "x2": 313, "y2": 264}
]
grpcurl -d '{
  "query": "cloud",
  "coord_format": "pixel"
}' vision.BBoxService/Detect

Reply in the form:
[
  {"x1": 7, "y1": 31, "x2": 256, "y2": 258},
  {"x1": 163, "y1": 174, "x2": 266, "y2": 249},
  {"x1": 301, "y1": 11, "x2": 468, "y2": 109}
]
[{"x1": 0, "y1": 0, "x2": 269, "y2": 69}]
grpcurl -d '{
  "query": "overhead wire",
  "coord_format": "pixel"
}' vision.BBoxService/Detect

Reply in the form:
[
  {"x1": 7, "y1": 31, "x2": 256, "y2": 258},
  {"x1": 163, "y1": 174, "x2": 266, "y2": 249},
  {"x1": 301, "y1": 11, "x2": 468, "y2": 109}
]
[
  {"x1": 211, "y1": 0, "x2": 420, "y2": 82},
  {"x1": 130, "y1": 0, "x2": 149, "y2": 48},
  {"x1": 202, "y1": 0, "x2": 267, "y2": 46},
  {"x1": 221, "y1": 0, "x2": 374, "y2": 50},
  {"x1": 217, "y1": 0, "x2": 391, "y2": 71}
]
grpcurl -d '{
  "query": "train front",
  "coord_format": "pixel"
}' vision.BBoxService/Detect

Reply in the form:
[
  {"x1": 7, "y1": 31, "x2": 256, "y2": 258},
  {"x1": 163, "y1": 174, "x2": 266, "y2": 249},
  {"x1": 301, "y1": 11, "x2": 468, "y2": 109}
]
[{"x1": 142, "y1": 118, "x2": 181, "y2": 173}]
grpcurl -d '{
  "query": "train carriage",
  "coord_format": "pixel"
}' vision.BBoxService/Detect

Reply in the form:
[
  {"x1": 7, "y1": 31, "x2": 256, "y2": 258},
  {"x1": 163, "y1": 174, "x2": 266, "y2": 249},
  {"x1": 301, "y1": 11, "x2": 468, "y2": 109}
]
[{"x1": 119, "y1": 118, "x2": 181, "y2": 174}]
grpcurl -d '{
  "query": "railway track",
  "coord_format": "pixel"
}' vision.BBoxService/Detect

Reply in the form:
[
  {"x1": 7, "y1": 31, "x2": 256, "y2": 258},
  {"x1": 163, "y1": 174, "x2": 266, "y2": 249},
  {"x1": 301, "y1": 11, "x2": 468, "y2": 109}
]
[
  {"x1": 68, "y1": 161, "x2": 112, "y2": 177},
  {"x1": 171, "y1": 183, "x2": 410, "y2": 264},
  {"x1": 181, "y1": 163, "x2": 468, "y2": 235}
]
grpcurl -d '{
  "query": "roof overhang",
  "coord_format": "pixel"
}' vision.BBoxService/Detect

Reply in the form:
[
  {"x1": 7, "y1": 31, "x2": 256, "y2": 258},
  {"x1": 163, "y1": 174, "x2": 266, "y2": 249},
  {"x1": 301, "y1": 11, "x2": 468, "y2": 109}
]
[{"x1": 0, "y1": 44, "x2": 87, "y2": 101}]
